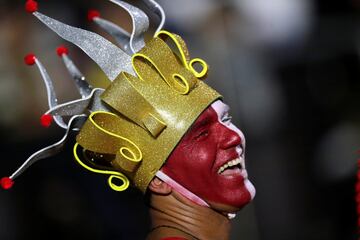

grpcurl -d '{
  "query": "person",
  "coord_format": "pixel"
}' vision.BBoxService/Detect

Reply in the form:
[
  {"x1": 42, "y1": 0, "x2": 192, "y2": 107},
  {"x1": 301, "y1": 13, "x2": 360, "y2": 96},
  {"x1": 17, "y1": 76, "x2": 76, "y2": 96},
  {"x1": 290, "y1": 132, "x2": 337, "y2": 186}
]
[
  {"x1": 147, "y1": 100, "x2": 255, "y2": 240},
  {"x1": 1, "y1": 1, "x2": 255, "y2": 239}
]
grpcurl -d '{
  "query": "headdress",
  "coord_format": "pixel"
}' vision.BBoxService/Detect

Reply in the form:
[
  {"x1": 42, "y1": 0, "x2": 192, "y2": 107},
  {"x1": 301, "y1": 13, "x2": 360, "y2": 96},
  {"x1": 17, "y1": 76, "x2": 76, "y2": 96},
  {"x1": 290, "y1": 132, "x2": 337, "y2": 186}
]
[{"x1": 1, "y1": 0, "x2": 221, "y2": 193}]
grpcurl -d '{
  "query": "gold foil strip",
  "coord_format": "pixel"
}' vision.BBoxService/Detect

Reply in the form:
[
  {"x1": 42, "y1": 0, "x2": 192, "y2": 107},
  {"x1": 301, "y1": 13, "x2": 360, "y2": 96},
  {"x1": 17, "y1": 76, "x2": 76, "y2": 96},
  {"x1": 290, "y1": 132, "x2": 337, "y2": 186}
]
[
  {"x1": 133, "y1": 37, "x2": 197, "y2": 95},
  {"x1": 75, "y1": 32, "x2": 221, "y2": 192},
  {"x1": 101, "y1": 73, "x2": 166, "y2": 138}
]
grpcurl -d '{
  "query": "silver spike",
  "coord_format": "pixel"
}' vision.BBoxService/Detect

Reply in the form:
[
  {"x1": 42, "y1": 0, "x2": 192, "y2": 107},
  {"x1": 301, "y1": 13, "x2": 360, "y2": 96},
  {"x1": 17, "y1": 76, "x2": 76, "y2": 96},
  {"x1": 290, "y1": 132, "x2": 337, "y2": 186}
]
[
  {"x1": 92, "y1": 17, "x2": 132, "y2": 54},
  {"x1": 34, "y1": 58, "x2": 67, "y2": 129},
  {"x1": 61, "y1": 54, "x2": 92, "y2": 98},
  {"x1": 108, "y1": 0, "x2": 149, "y2": 53},
  {"x1": 33, "y1": 11, "x2": 134, "y2": 81},
  {"x1": 10, "y1": 114, "x2": 87, "y2": 180},
  {"x1": 140, "y1": 0, "x2": 166, "y2": 34},
  {"x1": 45, "y1": 88, "x2": 108, "y2": 117}
]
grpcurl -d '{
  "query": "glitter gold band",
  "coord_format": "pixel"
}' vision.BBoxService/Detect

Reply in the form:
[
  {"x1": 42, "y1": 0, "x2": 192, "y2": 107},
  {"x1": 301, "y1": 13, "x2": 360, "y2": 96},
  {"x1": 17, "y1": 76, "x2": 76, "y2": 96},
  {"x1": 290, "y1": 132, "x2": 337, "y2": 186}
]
[{"x1": 75, "y1": 31, "x2": 221, "y2": 192}]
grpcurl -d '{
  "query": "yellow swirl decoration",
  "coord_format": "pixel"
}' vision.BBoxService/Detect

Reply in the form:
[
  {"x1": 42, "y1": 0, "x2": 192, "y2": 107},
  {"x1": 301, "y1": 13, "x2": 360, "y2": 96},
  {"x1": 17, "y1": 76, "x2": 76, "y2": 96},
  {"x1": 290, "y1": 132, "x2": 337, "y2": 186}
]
[
  {"x1": 155, "y1": 30, "x2": 209, "y2": 79},
  {"x1": 74, "y1": 111, "x2": 143, "y2": 191},
  {"x1": 132, "y1": 31, "x2": 208, "y2": 95},
  {"x1": 132, "y1": 49, "x2": 193, "y2": 95},
  {"x1": 189, "y1": 58, "x2": 208, "y2": 79},
  {"x1": 73, "y1": 143, "x2": 130, "y2": 191},
  {"x1": 101, "y1": 73, "x2": 166, "y2": 138}
]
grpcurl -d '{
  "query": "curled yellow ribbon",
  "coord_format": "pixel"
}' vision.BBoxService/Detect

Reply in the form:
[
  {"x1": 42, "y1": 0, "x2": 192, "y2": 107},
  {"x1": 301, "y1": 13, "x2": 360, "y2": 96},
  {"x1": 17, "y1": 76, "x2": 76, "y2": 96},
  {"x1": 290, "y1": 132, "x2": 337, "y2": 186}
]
[
  {"x1": 74, "y1": 111, "x2": 143, "y2": 191},
  {"x1": 101, "y1": 73, "x2": 166, "y2": 138},
  {"x1": 73, "y1": 143, "x2": 130, "y2": 191},
  {"x1": 155, "y1": 30, "x2": 209, "y2": 79},
  {"x1": 132, "y1": 31, "x2": 208, "y2": 95}
]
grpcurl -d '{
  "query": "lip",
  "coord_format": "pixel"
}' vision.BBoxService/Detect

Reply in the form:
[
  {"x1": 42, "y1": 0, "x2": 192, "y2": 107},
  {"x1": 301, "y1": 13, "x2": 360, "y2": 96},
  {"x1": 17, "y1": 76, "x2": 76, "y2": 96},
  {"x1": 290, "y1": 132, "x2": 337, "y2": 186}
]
[
  {"x1": 214, "y1": 152, "x2": 239, "y2": 173},
  {"x1": 218, "y1": 167, "x2": 247, "y2": 188},
  {"x1": 217, "y1": 157, "x2": 248, "y2": 178},
  {"x1": 214, "y1": 145, "x2": 245, "y2": 174}
]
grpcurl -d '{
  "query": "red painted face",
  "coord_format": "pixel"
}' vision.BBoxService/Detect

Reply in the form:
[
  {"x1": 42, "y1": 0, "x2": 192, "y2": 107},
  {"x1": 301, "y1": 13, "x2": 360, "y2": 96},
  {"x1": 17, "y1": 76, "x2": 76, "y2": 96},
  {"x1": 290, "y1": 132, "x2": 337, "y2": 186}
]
[{"x1": 161, "y1": 100, "x2": 255, "y2": 210}]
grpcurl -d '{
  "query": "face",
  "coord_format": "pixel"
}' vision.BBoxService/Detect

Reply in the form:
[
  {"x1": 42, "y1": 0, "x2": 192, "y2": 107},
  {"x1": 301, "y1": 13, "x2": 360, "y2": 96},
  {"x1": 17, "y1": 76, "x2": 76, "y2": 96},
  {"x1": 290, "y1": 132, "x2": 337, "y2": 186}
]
[{"x1": 161, "y1": 100, "x2": 255, "y2": 211}]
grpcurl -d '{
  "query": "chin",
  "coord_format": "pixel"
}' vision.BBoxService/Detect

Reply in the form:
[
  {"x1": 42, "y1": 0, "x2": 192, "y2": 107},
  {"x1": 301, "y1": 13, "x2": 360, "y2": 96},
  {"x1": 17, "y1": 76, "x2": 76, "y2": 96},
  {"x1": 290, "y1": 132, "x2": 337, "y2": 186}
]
[
  {"x1": 207, "y1": 199, "x2": 250, "y2": 214},
  {"x1": 207, "y1": 190, "x2": 253, "y2": 214}
]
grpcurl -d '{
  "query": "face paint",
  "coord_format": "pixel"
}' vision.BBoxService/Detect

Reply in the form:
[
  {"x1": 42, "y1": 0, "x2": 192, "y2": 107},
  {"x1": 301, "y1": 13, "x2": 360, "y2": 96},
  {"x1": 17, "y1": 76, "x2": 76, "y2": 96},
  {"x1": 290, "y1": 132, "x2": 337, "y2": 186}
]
[{"x1": 161, "y1": 100, "x2": 255, "y2": 209}]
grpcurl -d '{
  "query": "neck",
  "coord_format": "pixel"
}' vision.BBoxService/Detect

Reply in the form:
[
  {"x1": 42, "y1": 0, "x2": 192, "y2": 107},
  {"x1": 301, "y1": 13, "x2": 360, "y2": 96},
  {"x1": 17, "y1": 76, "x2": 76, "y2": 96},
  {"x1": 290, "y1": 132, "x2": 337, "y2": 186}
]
[{"x1": 147, "y1": 190, "x2": 231, "y2": 240}]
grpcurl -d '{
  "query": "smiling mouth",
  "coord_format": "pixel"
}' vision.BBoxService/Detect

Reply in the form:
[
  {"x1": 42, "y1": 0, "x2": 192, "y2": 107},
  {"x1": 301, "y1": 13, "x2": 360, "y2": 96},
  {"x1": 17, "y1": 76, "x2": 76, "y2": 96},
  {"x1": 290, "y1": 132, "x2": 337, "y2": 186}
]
[{"x1": 217, "y1": 155, "x2": 247, "y2": 178}]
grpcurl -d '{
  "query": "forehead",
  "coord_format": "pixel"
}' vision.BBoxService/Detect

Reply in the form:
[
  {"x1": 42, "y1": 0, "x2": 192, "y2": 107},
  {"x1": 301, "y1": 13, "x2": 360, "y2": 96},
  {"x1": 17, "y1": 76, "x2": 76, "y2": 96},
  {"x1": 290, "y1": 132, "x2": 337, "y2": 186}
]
[
  {"x1": 211, "y1": 100, "x2": 230, "y2": 116},
  {"x1": 190, "y1": 100, "x2": 229, "y2": 129}
]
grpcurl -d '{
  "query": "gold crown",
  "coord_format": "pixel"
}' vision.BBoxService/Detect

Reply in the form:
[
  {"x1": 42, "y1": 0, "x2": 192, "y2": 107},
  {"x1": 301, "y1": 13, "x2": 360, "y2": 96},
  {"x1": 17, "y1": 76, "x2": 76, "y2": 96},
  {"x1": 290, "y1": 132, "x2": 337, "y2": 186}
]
[
  {"x1": 74, "y1": 31, "x2": 221, "y2": 192},
  {"x1": 1, "y1": 1, "x2": 221, "y2": 192}
]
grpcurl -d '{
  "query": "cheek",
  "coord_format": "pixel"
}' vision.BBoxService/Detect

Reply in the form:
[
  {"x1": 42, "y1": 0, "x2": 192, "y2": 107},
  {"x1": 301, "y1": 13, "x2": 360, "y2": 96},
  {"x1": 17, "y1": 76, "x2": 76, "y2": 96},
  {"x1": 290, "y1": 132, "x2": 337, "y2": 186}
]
[
  {"x1": 172, "y1": 143, "x2": 216, "y2": 173},
  {"x1": 163, "y1": 136, "x2": 218, "y2": 181},
  {"x1": 194, "y1": 142, "x2": 217, "y2": 165}
]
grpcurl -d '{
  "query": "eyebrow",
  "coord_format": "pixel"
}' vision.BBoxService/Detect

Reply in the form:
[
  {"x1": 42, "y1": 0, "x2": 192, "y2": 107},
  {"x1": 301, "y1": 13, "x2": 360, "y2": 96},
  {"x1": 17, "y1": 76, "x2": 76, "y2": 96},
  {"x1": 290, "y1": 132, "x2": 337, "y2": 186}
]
[
  {"x1": 190, "y1": 114, "x2": 211, "y2": 133},
  {"x1": 220, "y1": 104, "x2": 230, "y2": 115}
]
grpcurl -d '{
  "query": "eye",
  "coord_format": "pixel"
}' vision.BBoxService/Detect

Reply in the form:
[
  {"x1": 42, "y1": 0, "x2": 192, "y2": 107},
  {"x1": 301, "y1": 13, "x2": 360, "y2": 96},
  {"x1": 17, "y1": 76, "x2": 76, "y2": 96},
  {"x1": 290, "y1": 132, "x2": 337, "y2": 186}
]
[
  {"x1": 194, "y1": 129, "x2": 209, "y2": 140},
  {"x1": 221, "y1": 112, "x2": 232, "y2": 124}
]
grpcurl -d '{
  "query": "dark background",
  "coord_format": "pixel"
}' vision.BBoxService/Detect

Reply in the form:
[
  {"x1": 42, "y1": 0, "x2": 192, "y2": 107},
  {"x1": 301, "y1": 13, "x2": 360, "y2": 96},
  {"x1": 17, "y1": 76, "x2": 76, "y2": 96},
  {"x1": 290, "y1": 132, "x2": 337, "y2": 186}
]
[{"x1": 0, "y1": 0, "x2": 359, "y2": 239}]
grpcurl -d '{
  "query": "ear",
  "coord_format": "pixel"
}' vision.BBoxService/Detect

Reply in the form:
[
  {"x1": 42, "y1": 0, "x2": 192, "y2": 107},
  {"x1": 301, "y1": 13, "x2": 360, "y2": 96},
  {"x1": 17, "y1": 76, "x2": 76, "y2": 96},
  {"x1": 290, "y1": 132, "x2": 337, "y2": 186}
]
[{"x1": 148, "y1": 177, "x2": 172, "y2": 195}]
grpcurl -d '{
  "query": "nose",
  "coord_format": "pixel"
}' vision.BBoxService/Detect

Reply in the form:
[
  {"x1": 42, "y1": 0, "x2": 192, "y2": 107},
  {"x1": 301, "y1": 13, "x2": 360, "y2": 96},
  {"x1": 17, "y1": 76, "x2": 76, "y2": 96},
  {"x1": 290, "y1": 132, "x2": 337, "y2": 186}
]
[{"x1": 219, "y1": 125, "x2": 242, "y2": 149}]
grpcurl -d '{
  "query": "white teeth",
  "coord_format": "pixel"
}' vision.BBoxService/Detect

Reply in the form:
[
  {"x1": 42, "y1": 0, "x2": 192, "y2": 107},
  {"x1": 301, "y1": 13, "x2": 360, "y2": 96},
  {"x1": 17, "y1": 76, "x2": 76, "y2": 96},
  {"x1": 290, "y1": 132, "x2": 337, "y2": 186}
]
[
  {"x1": 230, "y1": 160, "x2": 235, "y2": 166},
  {"x1": 217, "y1": 158, "x2": 242, "y2": 174}
]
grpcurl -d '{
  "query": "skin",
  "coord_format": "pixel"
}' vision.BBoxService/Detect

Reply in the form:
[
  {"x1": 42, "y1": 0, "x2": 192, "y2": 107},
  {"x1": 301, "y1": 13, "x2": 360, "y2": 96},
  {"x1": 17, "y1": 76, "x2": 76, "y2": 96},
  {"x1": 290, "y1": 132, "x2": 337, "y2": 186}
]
[
  {"x1": 162, "y1": 100, "x2": 254, "y2": 211},
  {"x1": 147, "y1": 100, "x2": 255, "y2": 240},
  {"x1": 147, "y1": 184, "x2": 232, "y2": 240}
]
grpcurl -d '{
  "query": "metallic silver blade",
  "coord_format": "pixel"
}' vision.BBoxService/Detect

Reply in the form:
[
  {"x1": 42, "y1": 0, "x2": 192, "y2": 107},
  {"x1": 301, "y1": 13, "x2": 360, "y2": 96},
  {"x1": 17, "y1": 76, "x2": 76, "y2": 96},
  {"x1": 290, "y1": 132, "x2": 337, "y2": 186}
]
[
  {"x1": 108, "y1": 0, "x2": 149, "y2": 53},
  {"x1": 93, "y1": 17, "x2": 132, "y2": 54},
  {"x1": 10, "y1": 114, "x2": 88, "y2": 180},
  {"x1": 45, "y1": 88, "x2": 107, "y2": 117},
  {"x1": 62, "y1": 54, "x2": 92, "y2": 98},
  {"x1": 33, "y1": 11, "x2": 134, "y2": 80},
  {"x1": 35, "y1": 58, "x2": 67, "y2": 129},
  {"x1": 140, "y1": 0, "x2": 166, "y2": 34}
]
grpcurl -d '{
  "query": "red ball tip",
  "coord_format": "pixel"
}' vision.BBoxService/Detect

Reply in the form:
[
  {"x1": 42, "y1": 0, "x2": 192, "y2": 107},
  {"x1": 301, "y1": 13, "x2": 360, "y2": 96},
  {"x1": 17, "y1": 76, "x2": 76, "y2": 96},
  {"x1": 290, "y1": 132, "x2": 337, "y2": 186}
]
[
  {"x1": 24, "y1": 54, "x2": 36, "y2": 65},
  {"x1": 87, "y1": 9, "x2": 100, "y2": 21},
  {"x1": 1, "y1": 177, "x2": 14, "y2": 190},
  {"x1": 40, "y1": 114, "x2": 53, "y2": 128},
  {"x1": 25, "y1": 0, "x2": 38, "y2": 13},
  {"x1": 56, "y1": 46, "x2": 69, "y2": 57}
]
